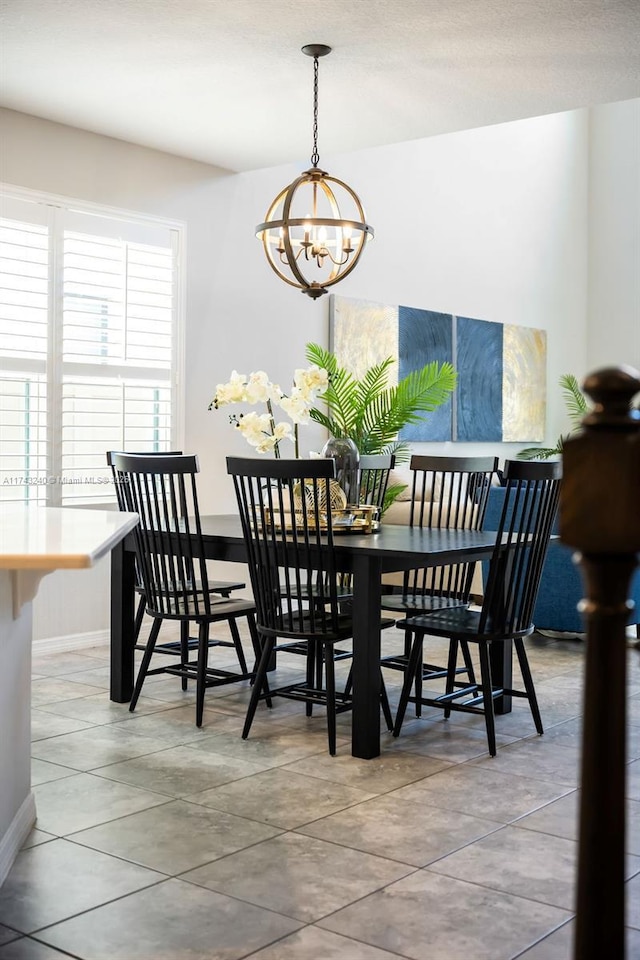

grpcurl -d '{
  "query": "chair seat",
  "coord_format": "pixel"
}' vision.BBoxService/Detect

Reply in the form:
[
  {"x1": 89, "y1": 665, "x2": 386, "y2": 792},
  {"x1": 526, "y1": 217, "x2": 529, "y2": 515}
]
[
  {"x1": 209, "y1": 579, "x2": 245, "y2": 594},
  {"x1": 146, "y1": 595, "x2": 256, "y2": 622},
  {"x1": 278, "y1": 582, "x2": 355, "y2": 603},
  {"x1": 381, "y1": 594, "x2": 469, "y2": 614},
  {"x1": 270, "y1": 613, "x2": 395, "y2": 645},
  {"x1": 133, "y1": 580, "x2": 245, "y2": 652},
  {"x1": 397, "y1": 606, "x2": 533, "y2": 642},
  {"x1": 139, "y1": 579, "x2": 244, "y2": 598}
]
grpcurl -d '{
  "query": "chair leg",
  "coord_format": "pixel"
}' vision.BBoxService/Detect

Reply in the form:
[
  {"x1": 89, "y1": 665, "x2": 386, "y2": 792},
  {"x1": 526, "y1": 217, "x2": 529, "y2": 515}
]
[
  {"x1": 478, "y1": 642, "x2": 497, "y2": 757},
  {"x1": 130, "y1": 616, "x2": 162, "y2": 712},
  {"x1": 247, "y1": 620, "x2": 272, "y2": 706},
  {"x1": 414, "y1": 638, "x2": 423, "y2": 718},
  {"x1": 180, "y1": 621, "x2": 189, "y2": 691},
  {"x1": 324, "y1": 644, "x2": 337, "y2": 756},
  {"x1": 379, "y1": 669, "x2": 393, "y2": 731},
  {"x1": 246, "y1": 613, "x2": 262, "y2": 674},
  {"x1": 243, "y1": 637, "x2": 275, "y2": 739},
  {"x1": 315, "y1": 643, "x2": 324, "y2": 691},
  {"x1": 227, "y1": 617, "x2": 248, "y2": 674},
  {"x1": 401, "y1": 628, "x2": 421, "y2": 716},
  {"x1": 402, "y1": 627, "x2": 413, "y2": 662},
  {"x1": 306, "y1": 644, "x2": 315, "y2": 717},
  {"x1": 515, "y1": 638, "x2": 544, "y2": 735},
  {"x1": 444, "y1": 639, "x2": 459, "y2": 719},
  {"x1": 196, "y1": 621, "x2": 210, "y2": 728},
  {"x1": 134, "y1": 594, "x2": 147, "y2": 642},
  {"x1": 393, "y1": 631, "x2": 425, "y2": 737},
  {"x1": 460, "y1": 640, "x2": 477, "y2": 685}
]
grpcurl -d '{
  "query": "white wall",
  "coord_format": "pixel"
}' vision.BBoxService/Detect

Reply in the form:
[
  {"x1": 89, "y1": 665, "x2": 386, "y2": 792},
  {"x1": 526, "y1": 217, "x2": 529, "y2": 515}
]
[
  {"x1": 587, "y1": 98, "x2": 640, "y2": 372},
  {"x1": 0, "y1": 105, "x2": 594, "y2": 642},
  {"x1": 192, "y1": 108, "x2": 590, "y2": 506}
]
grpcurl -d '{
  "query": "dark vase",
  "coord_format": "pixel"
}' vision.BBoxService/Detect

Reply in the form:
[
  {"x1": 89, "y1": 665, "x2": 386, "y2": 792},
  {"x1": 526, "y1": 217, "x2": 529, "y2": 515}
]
[{"x1": 321, "y1": 436, "x2": 360, "y2": 505}]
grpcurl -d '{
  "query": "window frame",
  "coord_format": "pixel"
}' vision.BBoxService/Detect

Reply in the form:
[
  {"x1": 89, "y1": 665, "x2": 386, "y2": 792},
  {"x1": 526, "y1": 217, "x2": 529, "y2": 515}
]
[{"x1": 0, "y1": 182, "x2": 186, "y2": 506}]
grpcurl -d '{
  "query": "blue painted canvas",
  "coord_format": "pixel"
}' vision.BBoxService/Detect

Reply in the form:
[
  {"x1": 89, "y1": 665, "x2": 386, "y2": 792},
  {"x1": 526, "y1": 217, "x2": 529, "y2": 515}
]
[
  {"x1": 456, "y1": 316, "x2": 503, "y2": 442},
  {"x1": 398, "y1": 307, "x2": 453, "y2": 441}
]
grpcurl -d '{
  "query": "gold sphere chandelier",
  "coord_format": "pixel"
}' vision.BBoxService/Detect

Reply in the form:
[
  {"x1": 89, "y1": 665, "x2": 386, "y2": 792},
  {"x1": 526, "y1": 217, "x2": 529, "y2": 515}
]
[{"x1": 256, "y1": 44, "x2": 374, "y2": 300}]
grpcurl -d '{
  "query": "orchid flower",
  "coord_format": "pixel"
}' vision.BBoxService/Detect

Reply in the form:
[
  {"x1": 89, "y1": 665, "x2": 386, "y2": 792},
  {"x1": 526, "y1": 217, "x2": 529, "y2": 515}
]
[{"x1": 210, "y1": 364, "x2": 327, "y2": 457}]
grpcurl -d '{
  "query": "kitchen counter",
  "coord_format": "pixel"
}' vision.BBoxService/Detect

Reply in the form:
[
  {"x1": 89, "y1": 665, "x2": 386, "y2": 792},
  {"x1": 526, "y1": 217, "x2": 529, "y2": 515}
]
[{"x1": 0, "y1": 505, "x2": 138, "y2": 886}]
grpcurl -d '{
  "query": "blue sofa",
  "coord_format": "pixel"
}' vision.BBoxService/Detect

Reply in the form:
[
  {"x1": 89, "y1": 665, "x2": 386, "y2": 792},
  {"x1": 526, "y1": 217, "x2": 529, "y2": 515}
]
[{"x1": 483, "y1": 485, "x2": 640, "y2": 636}]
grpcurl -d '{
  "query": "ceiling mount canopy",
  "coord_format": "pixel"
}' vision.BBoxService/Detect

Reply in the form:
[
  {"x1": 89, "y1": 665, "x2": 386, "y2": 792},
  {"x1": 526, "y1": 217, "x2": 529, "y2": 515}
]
[{"x1": 256, "y1": 44, "x2": 374, "y2": 300}]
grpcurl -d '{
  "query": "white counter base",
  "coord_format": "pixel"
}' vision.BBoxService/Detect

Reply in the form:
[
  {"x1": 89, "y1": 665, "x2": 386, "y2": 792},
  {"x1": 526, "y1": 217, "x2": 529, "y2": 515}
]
[
  {"x1": 0, "y1": 570, "x2": 35, "y2": 886},
  {"x1": 0, "y1": 795, "x2": 36, "y2": 889}
]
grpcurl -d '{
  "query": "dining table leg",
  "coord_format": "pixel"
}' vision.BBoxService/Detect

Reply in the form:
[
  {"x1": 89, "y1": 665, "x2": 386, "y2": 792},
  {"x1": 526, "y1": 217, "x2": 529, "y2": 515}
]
[
  {"x1": 110, "y1": 537, "x2": 136, "y2": 702},
  {"x1": 351, "y1": 553, "x2": 383, "y2": 759}
]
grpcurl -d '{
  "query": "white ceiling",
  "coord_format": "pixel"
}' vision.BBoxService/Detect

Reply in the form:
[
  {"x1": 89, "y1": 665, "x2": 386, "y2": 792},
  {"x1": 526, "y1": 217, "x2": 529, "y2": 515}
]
[{"x1": 1, "y1": 0, "x2": 639, "y2": 173}]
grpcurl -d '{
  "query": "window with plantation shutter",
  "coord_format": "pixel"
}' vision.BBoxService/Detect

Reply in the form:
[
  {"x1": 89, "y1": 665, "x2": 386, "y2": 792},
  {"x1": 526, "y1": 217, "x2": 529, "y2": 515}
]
[{"x1": 0, "y1": 188, "x2": 183, "y2": 505}]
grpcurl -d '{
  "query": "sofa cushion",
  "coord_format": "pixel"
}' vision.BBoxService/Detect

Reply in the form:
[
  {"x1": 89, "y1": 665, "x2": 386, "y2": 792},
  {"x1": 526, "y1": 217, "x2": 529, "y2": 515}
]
[
  {"x1": 388, "y1": 467, "x2": 444, "y2": 501},
  {"x1": 383, "y1": 496, "x2": 478, "y2": 528}
]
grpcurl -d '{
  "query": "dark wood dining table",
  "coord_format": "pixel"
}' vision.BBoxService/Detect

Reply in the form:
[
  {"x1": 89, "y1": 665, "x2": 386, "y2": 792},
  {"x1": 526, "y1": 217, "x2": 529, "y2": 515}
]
[{"x1": 109, "y1": 514, "x2": 508, "y2": 759}]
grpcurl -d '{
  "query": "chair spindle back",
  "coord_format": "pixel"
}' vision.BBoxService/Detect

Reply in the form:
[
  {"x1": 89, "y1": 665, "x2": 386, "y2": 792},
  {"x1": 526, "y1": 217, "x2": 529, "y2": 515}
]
[
  {"x1": 482, "y1": 459, "x2": 561, "y2": 636},
  {"x1": 227, "y1": 457, "x2": 345, "y2": 639},
  {"x1": 112, "y1": 453, "x2": 214, "y2": 619},
  {"x1": 359, "y1": 454, "x2": 395, "y2": 511},
  {"x1": 405, "y1": 455, "x2": 498, "y2": 600}
]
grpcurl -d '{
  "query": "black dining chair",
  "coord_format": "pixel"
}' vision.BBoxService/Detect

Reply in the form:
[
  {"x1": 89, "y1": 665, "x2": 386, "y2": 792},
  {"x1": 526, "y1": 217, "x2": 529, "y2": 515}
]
[
  {"x1": 325, "y1": 452, "x2": 397, "y2": 677},
  {"x1": 379, "y1": 455, "x2": 498, "y2": 708},
  {"x1": 358, "y1": 453, "x2": 396, "y2": 514},
  {"x1": 111, "y1": 452, "x2": 261, "y2": 726},
  {"x1": 274, "y1": 452, "x2": 397, "y2": 681},
  {"x1": 227, "y1": 456, "x2": 394, "y2": 755},
  {"x1": 107, "y1": 450, "x2": 245, "y2": 683},
  {"x1": 392, "y1": 459, "x2": 561, "y2": 756}
]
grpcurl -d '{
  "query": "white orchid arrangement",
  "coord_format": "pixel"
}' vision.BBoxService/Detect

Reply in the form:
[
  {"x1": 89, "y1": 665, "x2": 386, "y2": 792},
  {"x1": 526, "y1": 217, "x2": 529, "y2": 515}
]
[{"x1": 209, "y1": 365, "x2": 329, "y2": 457}]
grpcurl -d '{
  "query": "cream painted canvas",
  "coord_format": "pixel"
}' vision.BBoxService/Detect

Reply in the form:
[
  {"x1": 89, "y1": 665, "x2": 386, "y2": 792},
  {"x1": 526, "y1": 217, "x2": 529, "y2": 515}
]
[
  {"x1": 502, "y1": 325, "x2": 547, "y2": 442},
  {"x1": 330, "y1": 296, "x2": 399, "y2": 385}
]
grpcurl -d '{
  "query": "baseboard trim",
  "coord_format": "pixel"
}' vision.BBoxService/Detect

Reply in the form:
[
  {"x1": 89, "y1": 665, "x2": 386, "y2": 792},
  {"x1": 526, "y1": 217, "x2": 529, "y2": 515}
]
[
  {"x1": 33, "y1": 628, "x2": 110, "y2": 655},
  {"x1": 0, "y1": 793, "x2": 37, "y2": 888}
]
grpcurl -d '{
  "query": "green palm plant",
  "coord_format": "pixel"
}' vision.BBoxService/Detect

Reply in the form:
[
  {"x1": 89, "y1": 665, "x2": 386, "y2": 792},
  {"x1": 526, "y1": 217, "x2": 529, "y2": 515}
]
[
  {"x1": 517, "y1": 373, "x2": 589, "y2": 460},
  {"x1": 305, "y1": 342, "x2": 457, "y2": 464}
]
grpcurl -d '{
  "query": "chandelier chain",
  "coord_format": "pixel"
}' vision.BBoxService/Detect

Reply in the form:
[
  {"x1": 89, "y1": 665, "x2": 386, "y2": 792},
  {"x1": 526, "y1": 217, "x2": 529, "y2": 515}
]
[{"x1": 311, "y1": 55, "x2": 320, "y2": 168}]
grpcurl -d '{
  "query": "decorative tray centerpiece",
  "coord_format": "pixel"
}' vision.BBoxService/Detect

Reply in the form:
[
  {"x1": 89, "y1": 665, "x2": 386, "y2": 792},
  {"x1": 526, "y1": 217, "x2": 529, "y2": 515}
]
[
  {"x1": 264, "y1": 480, "x2": 381, "y2": 535},
  {"x1": 295, "y1": 479, "x2": 380, "y2": 534},
  {"x1": 331, "y1": 504, "x2": 381, "y2": 534}
]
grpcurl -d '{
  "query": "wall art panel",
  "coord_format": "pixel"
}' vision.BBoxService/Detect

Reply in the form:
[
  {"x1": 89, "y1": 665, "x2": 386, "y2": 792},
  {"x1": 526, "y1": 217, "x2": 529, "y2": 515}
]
[
  {"x1": 502, "y1": 324, "x2": 547, "y2": 442},
  {"x1": 456, "y1": 316, "x2": 503, "y2": 442},
  {"x1": 398, "y1": 307, "x2": 453, "y2": 441},
  {"x1": 329, "y1": 297, "x2": 398, "y2": 383}
]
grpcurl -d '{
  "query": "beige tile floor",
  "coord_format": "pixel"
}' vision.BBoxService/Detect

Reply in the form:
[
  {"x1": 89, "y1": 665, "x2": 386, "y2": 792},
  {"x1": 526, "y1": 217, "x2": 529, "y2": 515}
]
[{"x1": 1, "y1": 625, "x2": 640, "y2": 959}]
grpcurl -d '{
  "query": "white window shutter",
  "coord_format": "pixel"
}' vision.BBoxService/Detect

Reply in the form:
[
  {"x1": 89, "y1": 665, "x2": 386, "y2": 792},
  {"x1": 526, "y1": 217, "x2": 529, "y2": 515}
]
[
  {"x1": 0, "y1": 207, "x2": 49, "y2": 501},
  {"x1": 0, "y1": 190, "x2": 182, "y2": 505}
]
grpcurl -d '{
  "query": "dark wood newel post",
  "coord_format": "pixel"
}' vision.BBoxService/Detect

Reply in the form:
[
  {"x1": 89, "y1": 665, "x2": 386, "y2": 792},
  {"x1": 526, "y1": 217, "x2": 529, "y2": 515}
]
[{"x1": 560, "y1": 365, "x2": 640, "y2": 960}]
